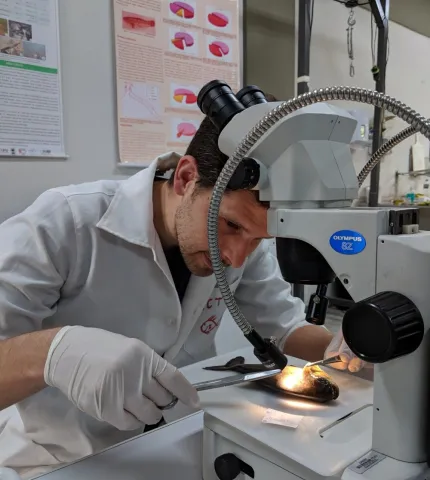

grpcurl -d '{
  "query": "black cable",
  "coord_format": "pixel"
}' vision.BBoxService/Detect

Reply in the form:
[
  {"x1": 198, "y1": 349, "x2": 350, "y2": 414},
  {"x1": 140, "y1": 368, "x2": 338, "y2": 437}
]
[
  {"x1": 386, "y1": 23, "x2": 390, "y2": 66},
  {"x1": 371, "y1": 14, "x2": 376, "y2": 65},
  {"x1": 309, "y1": 0, "x2": 315, "y2": 33}
]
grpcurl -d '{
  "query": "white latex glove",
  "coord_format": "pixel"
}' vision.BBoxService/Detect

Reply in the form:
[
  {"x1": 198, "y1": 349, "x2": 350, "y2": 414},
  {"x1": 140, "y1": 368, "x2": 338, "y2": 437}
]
[
  {"x1": 324, "y1": 328, "x2": 369, "y2": 373},
  {"x1": 44, "y1": 326, "x2": 200, "y2": 430}
]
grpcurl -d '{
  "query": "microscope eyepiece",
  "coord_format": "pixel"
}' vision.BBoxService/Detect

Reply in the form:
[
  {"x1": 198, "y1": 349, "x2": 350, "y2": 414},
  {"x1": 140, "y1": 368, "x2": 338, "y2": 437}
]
[
  {"x1": 236, "y1": 85, "x2": 268, "y2": 108},
  {"x1": 197, "y1": 80, "x2": 245, "y2": 132}
]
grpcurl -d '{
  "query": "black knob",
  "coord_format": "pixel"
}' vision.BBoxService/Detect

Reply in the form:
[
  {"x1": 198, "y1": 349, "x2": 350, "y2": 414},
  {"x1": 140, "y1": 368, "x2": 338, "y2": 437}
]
[
  {"x1": 227, "y1": 157, "x2": 260, "y2": 190},
  {"x1": 214, "y1": 453, "x2": 255, "y2": 480},
  {"x1": 342, "y1": 291, "x2": 424, "y2": 363}
]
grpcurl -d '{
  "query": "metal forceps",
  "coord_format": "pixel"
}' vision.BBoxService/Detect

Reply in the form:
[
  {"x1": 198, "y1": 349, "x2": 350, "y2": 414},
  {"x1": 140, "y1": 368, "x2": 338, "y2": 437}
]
[
  {"x1": 159, "y1": 368, "x2": 281, "y2": 410},
  {"x1": 306, "y1": 355, "x2": 343, "y2": 368}
]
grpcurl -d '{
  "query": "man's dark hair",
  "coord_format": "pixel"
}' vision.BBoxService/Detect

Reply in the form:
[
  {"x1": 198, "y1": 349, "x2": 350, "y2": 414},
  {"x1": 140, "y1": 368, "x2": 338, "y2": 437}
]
[{"x1": 168, "y1": 92, "x2": 278, "y2": 190}]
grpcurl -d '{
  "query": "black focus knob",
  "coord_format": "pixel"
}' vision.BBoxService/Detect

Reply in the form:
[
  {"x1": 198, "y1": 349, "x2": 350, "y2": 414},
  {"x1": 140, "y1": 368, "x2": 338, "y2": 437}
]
[
  {"x1": 214, "y1": 453, "x2": 255, "y2": 480},
  {"x1": 342, "y1": 291, "x2": 424, "y2": 363},
  {"x1": 227, "y1": 157, "x2": 260, "y2": 191}
]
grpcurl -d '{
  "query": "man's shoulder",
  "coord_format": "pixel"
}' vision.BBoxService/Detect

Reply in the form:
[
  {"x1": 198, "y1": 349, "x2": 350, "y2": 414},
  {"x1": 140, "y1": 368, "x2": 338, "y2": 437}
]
[
  {"x1": 50, "y1": 179, "x2": 121, "y2": 202},
  {"x1": 43, "y1": 179, "x2": 123, "y2": 225},
  {"x1": 237, "y1": 240, "x2": 281, "y2": 281}
]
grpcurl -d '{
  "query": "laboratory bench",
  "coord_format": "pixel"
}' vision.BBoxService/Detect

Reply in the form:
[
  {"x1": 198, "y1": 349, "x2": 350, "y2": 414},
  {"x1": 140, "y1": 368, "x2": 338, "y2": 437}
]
[{"x1": 33, "y1": 345, "x2": 374, "y2": 480}]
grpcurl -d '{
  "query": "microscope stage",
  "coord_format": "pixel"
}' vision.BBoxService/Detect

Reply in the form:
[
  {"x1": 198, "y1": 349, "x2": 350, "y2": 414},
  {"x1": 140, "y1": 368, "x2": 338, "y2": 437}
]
[{"x1": 192, "y1": 348, "x2": 374, "y2": 479}]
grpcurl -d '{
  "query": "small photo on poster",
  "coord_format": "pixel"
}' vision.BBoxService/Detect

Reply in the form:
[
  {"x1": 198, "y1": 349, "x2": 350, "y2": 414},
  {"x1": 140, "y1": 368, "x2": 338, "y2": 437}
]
[
  {"x1": 23, "y1": 41, "x2": 46, "y2": 61},
  {"x1": 171, "y1": 117, "x2": 200, "y2": 143},
  {"x1": 0, "y1": 36, "x2": 23, "y2": 56},
  {"x1": 205, "y1": 7, "x2": 233, "y2": 33},
  {"x1": 170, "y1": 83, "x2": 199, "y2": 109},
  {"x1": 0, "y1": 18, "x2": 8, "y2": 36},
  {"x1": 122, "y1": 81, "x2": 163, "y2": 121},
  {"x1": 168, "y1": 27, "x2": 198, "y2": 56},
  {"x1": 168, "y1": 1, "x2": 197, "y2": 25},
  {"x1": 8, "y1": 20, "x2": 32, "y2": 41},
  {"x1": 122, "y1": 11, "x2": 156, "y2": 37},
  {"x1": 206, "y1": 35, "x2": 232, "y2": 62}
]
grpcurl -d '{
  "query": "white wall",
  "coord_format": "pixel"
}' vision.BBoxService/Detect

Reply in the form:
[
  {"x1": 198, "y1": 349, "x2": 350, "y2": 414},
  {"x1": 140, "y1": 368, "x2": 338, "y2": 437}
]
[
  {"x1": 244, "y1": 0, "x2": 296, "y2": 100},
  {"x1": 309, "y1": 0, "x2": 430, "y2": 203},
  {"x1": 0, "y1": 0, "x2": 139, "y2": 223}
]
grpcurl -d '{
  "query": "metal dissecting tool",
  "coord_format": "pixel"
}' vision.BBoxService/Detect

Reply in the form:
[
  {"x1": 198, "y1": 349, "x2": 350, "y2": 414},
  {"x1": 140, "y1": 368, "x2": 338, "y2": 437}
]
[
  {"x1": 305, "y1": 355, "x2": 344, "y2": 368},
  {"x1": 160, "y1": 369, "x2": 281, "y2": 410}
]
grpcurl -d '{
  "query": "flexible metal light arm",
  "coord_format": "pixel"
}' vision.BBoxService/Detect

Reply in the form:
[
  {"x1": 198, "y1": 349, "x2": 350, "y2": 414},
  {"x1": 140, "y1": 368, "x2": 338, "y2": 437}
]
[{"x1": 358, "y1": 125, "x2": 417, "y2": 187}]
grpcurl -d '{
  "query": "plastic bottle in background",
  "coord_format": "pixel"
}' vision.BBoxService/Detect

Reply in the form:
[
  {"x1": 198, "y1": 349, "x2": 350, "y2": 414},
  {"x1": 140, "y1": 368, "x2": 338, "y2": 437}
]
[{"x1": 411, "y1": 134, "x2": 426, "y2": 172}]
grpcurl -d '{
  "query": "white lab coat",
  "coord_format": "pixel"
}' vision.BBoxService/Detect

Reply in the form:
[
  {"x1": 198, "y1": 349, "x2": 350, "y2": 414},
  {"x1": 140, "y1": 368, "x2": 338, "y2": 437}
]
[{"x1": 0, "y1": 153, "x2": 308, "y2": 478}]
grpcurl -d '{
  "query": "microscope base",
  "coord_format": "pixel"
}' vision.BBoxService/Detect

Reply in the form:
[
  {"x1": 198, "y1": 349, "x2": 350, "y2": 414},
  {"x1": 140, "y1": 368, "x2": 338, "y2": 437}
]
[{"x1": 197, "y1": 350, "x2": 374, "y2": 480}]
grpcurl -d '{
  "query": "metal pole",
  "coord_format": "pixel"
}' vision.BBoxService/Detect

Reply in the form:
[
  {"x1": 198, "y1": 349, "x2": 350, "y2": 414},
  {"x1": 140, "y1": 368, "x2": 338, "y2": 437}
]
[
  {"x1": 293, "y1": 0, "x2": 312, "y2": 301},
  {"x1": 368, "y1": 0, "x2": 390, "y2": 207}
]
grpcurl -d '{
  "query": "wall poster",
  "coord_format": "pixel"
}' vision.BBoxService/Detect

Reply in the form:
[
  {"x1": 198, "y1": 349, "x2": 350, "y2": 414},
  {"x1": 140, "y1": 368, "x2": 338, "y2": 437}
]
[
  {"x1": 113, "y1": 0, "x2": 242, "y2": 166},
  {"x1": 0, "y1": 0, "x2": 65, "y2": 158}
]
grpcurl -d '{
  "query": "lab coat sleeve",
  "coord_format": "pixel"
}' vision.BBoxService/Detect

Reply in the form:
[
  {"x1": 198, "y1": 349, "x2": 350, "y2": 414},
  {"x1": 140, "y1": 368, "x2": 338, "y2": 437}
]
[
  {"x1": 0, "y1": 190, "x2": 77, "y2": 338},
  {"x1": 233, "y1": 241, "x2": 309, "y2": 350}
]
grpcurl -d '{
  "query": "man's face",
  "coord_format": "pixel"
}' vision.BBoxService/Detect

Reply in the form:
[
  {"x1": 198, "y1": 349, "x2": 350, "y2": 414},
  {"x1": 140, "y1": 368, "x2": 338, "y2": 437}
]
[{"x1": 172, "y1": 156, "x2": 271, "y2": 277}]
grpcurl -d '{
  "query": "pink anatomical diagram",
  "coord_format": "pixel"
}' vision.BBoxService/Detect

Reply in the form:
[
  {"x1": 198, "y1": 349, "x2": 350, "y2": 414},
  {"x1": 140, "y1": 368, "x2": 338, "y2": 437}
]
[
  {"x1": 169, "y1": 1, "x2": 195, "y2": 19},
  {"x1": 177, "y1": 122, "x2": 196, "y2": 138},
  {"x1": 208, "y1": 11, "x2": 229, "y2": 28},
  {"x1": 173, "y1": 88, "x2": 197, "y2": 104},
  {"x1": 123, "y1": 15, "x2": 155, "y2": 29},
  {"x1": 209, "y1": 40, "x2": 229, "y2": 57},
  {"x1": 171, "y1": 31, "x2": 194, "y2": 50}
]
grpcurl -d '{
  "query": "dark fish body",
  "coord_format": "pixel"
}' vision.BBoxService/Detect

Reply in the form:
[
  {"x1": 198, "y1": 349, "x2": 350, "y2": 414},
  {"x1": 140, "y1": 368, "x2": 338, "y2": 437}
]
[{"x1": 203, "y1": 356, "x2": 339, "y2": 403}]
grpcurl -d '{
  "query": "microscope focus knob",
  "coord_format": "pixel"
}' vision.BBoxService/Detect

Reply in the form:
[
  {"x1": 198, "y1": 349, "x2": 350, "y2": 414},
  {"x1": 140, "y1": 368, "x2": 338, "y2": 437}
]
[
  {"x1": 214, "y1": 453, "x2": 255, "y2": 479},
  {"x1": 342, "y1": 291, "x2": 424, "y2": 363}
]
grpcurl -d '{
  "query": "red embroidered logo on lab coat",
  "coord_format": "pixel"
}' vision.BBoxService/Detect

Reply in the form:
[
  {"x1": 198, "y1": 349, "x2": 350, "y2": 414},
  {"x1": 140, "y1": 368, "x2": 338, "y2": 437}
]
[{"x1": 200, "y1": 315, "x2": 219, "y2": 335}]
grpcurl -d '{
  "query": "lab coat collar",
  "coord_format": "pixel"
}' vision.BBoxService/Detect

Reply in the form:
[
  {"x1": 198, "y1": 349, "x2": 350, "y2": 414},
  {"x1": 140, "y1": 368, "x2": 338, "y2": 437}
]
[
  {"x1": 97, "y1": 152, "x2": 181, "y2": 250},
  {"x1": 97, "y1": 151, "x2": 218, "y2": 361}
]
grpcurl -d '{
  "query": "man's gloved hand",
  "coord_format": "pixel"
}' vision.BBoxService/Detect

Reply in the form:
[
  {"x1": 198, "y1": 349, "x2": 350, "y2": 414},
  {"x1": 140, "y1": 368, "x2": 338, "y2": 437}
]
[
  {"x1": 324, "y1": 328, "x2": 370, "y2": 373},
  {"x1": 44, "y1": 326, "x2": 200, "y2": 430}
]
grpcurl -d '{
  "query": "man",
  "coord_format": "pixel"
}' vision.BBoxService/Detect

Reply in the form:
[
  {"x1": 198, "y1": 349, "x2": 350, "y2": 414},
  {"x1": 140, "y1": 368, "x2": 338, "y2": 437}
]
[{"x1": 0, "y1": 110, "x2": 365, "y2": 478}]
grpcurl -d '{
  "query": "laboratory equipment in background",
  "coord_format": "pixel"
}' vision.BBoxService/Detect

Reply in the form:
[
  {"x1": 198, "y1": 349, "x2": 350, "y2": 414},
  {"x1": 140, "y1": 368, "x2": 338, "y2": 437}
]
[{"x1": 348, "y1": 109, "x2": 371, "y2": 148}]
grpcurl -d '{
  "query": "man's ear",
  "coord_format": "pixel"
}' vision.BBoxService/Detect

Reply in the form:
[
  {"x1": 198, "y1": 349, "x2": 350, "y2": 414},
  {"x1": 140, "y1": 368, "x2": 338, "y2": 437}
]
[{"x1": 172, "y1": 155, "x2": 199, "y2": 196}]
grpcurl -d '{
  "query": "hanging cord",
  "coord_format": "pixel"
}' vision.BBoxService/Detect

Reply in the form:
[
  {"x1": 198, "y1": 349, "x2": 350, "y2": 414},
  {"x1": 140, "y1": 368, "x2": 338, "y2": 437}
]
[
  {"x1": 309, "y1": 0, "x2": 314, "y2": 33},
  {"x1": 370, "y1": 12, "x2": 390, "y2": 80},
  {"x1": 346, "y1": 8, "x2": 356, "y2": 77},
  {"x1": 370, "y1": 15, "x2": 379, "y2": 81}
]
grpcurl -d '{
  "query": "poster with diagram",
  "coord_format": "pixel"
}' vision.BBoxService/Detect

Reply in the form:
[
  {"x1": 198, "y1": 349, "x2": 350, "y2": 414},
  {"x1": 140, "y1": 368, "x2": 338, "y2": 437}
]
[
  {"x1": 0, "y1": 0, "x2": 65, "y2": 158},
  {"x1": 113, "y1": 0, "x2": 242, "y2": 165}
]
